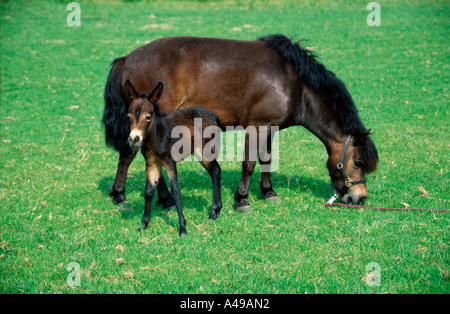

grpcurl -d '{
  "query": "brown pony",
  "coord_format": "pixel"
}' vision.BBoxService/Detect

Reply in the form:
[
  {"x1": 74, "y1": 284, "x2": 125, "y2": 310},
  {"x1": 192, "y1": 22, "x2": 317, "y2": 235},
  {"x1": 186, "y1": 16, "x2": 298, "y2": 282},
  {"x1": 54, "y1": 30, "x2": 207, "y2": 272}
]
[
  {"x1": 125, "y1": 80, "x2": 222, "y2": 236},
  {"x1": 102, "y1": 34, "x2": 378, "y2": 210}
]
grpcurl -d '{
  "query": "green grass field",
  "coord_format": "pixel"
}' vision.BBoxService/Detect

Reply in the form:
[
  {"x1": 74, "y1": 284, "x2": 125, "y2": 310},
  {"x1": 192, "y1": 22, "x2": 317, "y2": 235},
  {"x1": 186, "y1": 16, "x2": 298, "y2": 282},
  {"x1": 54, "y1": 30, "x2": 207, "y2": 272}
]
[{"x1": 0, "y1": 0, "x2": 448, "y2": 294}]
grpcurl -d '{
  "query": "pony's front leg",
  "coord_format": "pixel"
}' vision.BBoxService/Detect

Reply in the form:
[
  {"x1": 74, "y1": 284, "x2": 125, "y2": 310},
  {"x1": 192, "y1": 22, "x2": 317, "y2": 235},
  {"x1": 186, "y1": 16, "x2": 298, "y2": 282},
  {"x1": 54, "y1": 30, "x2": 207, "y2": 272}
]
[
  {"x1": 110, "y1": 147, "x2": 137, "y2": 205},
  {"x1": 259, "y1": 128, "x2": 280, "y2": 203},
  {"x1": 164, "y1": 160, "x2": 187, "y2": 237},
  {"x1": 139, "y1": 162, "x2": 161, "y2": 231},
  {"x1": 234, "y1": 133, "x2": 256, "y2": 212},
  {"x1": 200, "y1": 159, "x2": 222, "y2": 220}
]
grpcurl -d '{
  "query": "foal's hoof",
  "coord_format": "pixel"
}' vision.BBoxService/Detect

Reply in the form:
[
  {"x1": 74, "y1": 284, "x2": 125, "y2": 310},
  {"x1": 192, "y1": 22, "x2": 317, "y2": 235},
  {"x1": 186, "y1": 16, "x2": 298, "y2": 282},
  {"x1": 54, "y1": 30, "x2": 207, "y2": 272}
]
[
  {"x1": 208, "y1": 213, "x2": 220, "y2": 221},
  {"x1": 138, "y1": 223, "x2": 148, "y2": 232},
  {"x1": 264, "y1": 196, "x2": 281, "y2": 203},
  {"x1": 156, "y1": 197, "x2": 176, "y2": 210}
]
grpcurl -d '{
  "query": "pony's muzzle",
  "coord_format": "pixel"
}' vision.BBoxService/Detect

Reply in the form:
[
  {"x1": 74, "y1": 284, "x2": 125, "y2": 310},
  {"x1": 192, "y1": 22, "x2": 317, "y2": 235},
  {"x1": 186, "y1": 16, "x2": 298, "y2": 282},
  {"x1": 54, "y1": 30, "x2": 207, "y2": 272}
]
[{"x1": 341, "y1": 186, "x2": 367, "y2": 205}]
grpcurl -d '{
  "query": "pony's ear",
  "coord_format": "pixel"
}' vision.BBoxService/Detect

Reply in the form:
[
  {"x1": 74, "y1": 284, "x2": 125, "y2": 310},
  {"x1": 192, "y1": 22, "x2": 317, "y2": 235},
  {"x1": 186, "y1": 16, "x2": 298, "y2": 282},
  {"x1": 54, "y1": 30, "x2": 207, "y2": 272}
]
[
  {"x1": 353, "y1": 129, "x2": 372, "y2": 145},
  {"x1": 148, "y1": 81, "x2": 164, "y2": 103},
  {"x1": 124, "y1": 80, "x2": 139, "y2": 101}
]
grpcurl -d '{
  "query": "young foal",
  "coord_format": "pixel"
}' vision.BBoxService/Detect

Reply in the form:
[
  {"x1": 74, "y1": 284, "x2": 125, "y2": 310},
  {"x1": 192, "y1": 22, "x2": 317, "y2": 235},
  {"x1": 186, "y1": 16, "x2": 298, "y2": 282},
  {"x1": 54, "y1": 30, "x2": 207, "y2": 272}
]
[{"x1": 125, "y1": 80, "x2": 222, "y2": 236}]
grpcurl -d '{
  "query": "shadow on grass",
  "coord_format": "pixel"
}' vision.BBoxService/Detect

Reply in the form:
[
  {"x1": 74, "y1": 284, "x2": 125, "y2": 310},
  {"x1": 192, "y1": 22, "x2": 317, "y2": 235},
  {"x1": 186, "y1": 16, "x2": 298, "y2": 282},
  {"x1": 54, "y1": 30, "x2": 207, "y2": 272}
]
[{"x1": 98, "y1": 166, "x2": 331, "y2": 223}]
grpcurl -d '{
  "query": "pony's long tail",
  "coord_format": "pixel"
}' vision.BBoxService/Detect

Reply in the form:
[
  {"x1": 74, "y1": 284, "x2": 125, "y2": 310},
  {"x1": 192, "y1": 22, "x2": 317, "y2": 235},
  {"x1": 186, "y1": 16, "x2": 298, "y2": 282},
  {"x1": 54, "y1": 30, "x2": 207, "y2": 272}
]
[
  {"x1": 214, "y1": 115, "x2": 223, "y2": 130},
  {"x1": 102, "y1": 57, "x2": 129, "y2": 152}
]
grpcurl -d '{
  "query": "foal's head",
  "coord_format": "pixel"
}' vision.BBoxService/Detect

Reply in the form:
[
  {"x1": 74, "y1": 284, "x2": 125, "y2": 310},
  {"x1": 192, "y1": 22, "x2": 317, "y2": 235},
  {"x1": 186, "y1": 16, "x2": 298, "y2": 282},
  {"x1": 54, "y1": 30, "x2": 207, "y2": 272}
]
[
  {"x1": 327, "y1": 132, "x2": 378, "y2": 205},
  {"x1": 125, "y1": 80, "x2": 164, "y2": 151}
]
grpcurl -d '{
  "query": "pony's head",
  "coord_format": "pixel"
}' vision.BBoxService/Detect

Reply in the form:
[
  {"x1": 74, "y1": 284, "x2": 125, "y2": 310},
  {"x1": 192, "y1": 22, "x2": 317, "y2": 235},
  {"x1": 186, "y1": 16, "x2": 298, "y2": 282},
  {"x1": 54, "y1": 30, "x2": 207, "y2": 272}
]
[
  {"x1": 327, "y1": 132, "x2": 378, "y2": 205},
  {"x1": 125, "y1": 80, "x2": 164, "y2": 151}
]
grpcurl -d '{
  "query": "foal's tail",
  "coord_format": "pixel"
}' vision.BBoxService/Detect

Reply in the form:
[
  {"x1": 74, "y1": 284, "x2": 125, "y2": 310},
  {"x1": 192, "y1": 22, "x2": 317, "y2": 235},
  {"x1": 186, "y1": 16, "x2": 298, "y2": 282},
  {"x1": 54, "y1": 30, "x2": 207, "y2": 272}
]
[{"x1": 102, "y1": 57, "x2": 129, "y2": 152}]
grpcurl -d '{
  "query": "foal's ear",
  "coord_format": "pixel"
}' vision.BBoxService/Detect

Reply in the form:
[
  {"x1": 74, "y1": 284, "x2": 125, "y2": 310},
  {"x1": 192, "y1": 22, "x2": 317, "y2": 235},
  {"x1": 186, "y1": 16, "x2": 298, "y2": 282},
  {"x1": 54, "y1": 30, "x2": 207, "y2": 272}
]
[
  {"x1": 148, "y1": 81, "x2": 164, "y2": 103},
  {"x1": 124, "y1": 80, "x2": 139, "y2": 101}
]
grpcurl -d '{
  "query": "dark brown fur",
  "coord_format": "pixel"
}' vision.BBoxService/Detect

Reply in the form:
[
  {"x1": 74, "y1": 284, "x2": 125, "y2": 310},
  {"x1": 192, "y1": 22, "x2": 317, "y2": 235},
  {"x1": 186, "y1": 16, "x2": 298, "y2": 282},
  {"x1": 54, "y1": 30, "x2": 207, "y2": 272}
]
[
  {"x1": 126, "y1": 80, "x2": 222, "y2": 236},
  {"x1": 103, "y1": 35, "x2": 378, "y2": 208}
]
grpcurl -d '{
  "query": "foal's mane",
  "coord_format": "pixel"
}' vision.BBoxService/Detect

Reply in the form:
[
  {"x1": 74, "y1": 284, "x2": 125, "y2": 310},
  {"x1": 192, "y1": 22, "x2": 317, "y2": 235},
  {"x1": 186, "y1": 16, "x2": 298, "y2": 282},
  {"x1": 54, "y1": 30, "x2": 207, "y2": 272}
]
[{"x1": 259, "y1": 34, "x2": 378, "y2": 173}]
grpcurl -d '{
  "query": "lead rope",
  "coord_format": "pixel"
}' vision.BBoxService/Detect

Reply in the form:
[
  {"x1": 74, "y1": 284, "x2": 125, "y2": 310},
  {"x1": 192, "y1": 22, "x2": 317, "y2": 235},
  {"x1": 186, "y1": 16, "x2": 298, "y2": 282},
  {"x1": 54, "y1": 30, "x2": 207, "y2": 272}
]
[{"x1": 325, "y1": 193, "x2": 449, "y2": 213}]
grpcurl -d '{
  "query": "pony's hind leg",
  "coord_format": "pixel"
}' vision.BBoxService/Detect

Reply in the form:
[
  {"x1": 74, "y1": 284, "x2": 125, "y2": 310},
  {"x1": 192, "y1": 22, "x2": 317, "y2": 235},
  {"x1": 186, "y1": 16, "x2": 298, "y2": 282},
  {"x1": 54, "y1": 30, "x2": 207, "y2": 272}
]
[
  {"x1": 199, "y1": 159, "x2": 222, "y2": 220},
  {"x1": 110, "y1": 147, "x2": 137, "y2": 205}
]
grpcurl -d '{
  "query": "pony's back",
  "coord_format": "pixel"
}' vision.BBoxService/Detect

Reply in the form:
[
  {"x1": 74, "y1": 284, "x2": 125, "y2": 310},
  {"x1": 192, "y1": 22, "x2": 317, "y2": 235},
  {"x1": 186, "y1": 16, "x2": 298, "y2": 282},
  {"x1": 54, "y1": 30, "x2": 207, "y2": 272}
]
[{"x1": 166, "y1": 107, "x2": 222, "y2": 130}]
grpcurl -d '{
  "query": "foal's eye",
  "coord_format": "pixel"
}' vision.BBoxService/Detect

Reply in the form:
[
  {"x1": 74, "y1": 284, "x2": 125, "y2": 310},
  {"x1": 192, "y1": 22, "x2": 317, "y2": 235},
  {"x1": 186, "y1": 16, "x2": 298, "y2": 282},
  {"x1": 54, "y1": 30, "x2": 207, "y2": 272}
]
[
  {"x1": 146, "y1": 115, "x2": 152, "y2": 122},
  {"x1": 354, "y1": 160, "x2": 363, "y2": 168}
]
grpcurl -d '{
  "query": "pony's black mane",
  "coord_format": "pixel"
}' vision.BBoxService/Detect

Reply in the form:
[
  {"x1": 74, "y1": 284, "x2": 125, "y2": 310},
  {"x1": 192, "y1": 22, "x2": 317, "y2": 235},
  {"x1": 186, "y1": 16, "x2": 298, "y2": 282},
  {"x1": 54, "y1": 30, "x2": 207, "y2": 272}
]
[
  {"x1": 259, "y1": 34, "x2": 378, "y2": 173},
  {"x1": 259, "y1": 34, "x2": 367, "y2": 136}
]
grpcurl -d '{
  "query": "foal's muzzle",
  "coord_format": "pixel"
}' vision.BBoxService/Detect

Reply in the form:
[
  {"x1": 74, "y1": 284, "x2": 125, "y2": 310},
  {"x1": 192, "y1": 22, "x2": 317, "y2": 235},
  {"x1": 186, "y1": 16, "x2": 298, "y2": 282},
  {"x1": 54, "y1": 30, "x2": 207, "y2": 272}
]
[{"x1": 128, "y1": 130, "x2": 143, "y2": 150}]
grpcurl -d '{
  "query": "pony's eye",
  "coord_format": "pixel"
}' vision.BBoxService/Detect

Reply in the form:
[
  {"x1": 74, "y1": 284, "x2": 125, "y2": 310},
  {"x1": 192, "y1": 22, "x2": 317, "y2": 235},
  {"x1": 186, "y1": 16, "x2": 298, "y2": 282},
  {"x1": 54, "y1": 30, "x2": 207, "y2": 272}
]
[
  {"x1": 146, "y1": 115, "x2": 152, "y2": 122},
  {"x1": 127, "y1": 115, "x2": 131, "y2": 123},
  {"x1": 354, "y1": 160, "x2": 363, "y2": 168}
]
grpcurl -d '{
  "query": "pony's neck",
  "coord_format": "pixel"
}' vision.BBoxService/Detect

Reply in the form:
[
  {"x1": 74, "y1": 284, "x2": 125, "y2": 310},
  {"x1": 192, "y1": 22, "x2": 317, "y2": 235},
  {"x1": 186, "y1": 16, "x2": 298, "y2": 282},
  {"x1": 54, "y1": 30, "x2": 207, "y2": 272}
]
[{"x1": 299, "y1": 86, "x2": 347, "y2": 152}]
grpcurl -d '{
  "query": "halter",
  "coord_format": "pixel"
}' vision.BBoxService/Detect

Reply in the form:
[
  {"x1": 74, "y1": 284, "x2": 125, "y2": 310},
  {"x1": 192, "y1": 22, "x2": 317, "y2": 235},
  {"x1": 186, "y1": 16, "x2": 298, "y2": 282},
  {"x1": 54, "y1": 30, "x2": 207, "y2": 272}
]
[{"x1": 329, "y1": 135, "x2": 366, "y2": 190}]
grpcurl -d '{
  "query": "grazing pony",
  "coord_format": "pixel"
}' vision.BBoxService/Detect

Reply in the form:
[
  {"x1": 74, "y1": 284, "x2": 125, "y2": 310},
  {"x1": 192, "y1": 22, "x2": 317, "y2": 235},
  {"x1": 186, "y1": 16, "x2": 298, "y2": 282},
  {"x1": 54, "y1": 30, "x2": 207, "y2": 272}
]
[
  {"x1": 125, "y1": 80, "x2": 222, "y2": 236},
  {"x1": 103, "y1": 34, "x2": 378, "y2": 210}
]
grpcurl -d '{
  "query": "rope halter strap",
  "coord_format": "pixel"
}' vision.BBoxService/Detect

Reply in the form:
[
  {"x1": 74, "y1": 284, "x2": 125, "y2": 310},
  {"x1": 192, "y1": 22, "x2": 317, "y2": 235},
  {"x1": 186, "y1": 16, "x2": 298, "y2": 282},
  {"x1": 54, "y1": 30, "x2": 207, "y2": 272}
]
[{"x1": 329, "y1": 135, "x2": 366, "y2": 189}]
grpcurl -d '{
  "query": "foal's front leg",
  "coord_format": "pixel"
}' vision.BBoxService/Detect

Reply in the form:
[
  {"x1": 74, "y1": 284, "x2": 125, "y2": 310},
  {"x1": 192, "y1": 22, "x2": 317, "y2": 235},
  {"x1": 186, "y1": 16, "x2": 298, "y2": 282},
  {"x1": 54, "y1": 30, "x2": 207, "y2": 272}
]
[
  {"x1": 164, "y1": 160, "x2": 187, "y2": 237},
  {"x1": 139, "y1": 162, "x2": 161, "y2": 231}
]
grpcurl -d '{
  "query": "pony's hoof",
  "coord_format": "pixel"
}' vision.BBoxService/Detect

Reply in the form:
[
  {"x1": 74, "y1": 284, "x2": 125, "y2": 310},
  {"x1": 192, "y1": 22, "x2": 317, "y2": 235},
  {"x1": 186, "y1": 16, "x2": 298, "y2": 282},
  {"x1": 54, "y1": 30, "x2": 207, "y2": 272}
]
[
  {"x1": 179, "y1": 230, "x2": 187, "y2": 237},
  {"x1": 109, "y1": 189, "x2": 127, "y2": 205},
  {"x1": 112, "y1": 195, "x2": 128, "y2": 206},
  {"x1": 236, "y1": 205, "x2": 252, "y2": 213},
  {"x1": 264, "y1": 196, "x2": 281, "y2": 203}
]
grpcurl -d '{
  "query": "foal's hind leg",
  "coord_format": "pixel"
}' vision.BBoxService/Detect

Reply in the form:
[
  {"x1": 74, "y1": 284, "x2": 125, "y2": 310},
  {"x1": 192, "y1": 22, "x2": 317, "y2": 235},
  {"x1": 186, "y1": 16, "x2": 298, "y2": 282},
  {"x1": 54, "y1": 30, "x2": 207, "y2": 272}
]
[
  {"x1": 155, "y1": 174, "x2": 176, "y2": 209},
  {"x1": 199, "y1": 159, "x2": 222, "y2": 220},
  {"x1": 110, "y1": 147, "x2": 137, "y2": 205}
]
